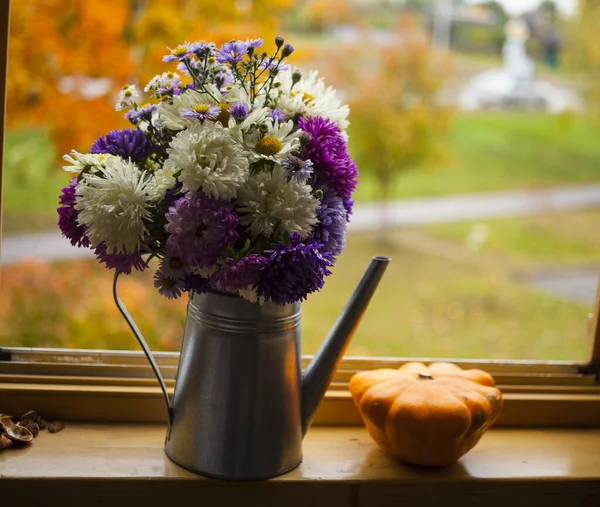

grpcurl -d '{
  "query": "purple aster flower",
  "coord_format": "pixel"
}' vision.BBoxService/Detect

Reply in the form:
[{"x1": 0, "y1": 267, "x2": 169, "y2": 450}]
[
  {"x1": 183, "y1": 273, "x2": 211, "y2": 294},
  {"x1": 90, "y1": 129, "x2": 154, "y2": 161},
  {"x1": 257, "y1": 234, "x2": 333, "y2": 305},
  {"x1": 153, "y1": 269, "x2": 185, "y2": 299},
  {"x1": 163, "y1": 42, "x2": 203, "y2": 62},
  {"x1": 159, "y1": 250, "x2": 191, "y2": 280},
  {"x1": 245, "y1": 38, "x2": 264, "y2": 49},
  {"x1": 258, "y1": 58, "x2": 290, "y2": 72},
  {"x1": 282, "y1": 156, "x2": 313, "y2": 183},
  {"x1": 125, "y1": 104, "x2": 158, "y2": 125},
  {"x1": 282, "y1": 43, "x2": 294, "y2": 58},
  {"x1": 299, "y1": 116, "x2": 358, "y2": 199},
  {"x1": 229, "y1": 102, "x2": 248, "y2": 120},
  {"x1": 268, "y1": 109, "x2": 285, "y2": 122},
  {"x1": 157, "y1": 75, "x2": 181, "y2": 94},
  {"x1": 210, "y1": 254, "x2": 269, "y2": 293},
  {"x1": 94, "y1": 243, "x2": 147, "y2": 275},
  {"x1": 180, "y1": 103, "x2": 221, "y2": 121},
  {"x1": 177, "y1": 58, "x2": 199, "y2": 77},
  {"x1": 314, "y1": 185, "x2": 347, "y2": 256},
  {"x1": 58, "y1": 177, "x2": 90, "y2": 248},
  {"x1": 165, "y1": 192, "x2": 239, "y2": 268},
  {"x1": 213, "y1": 67, "x2": 234, "y2": 90},
  {"x1": 342, "y1": 196, "x2": 354, "y2": 218},
  {"x1": 216, "y1": 41, "x2": 248, "y2": 64},
  {"x1": 191, "y1": 42, "x2": 216, "y2": 59}
]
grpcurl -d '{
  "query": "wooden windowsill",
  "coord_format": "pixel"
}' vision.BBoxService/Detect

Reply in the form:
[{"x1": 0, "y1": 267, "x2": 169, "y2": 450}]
[{"x1": 2, "y1": 424, "x2": 600, "y2": 506}]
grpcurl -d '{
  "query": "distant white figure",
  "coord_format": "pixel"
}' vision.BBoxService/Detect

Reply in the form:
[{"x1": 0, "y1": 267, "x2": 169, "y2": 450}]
[
  {"x1": 457, "y1": 16, "x2": 581, "y2": 113},
  {"x1": 503, "y1": 18, "x2": 535, "y2": 90}
]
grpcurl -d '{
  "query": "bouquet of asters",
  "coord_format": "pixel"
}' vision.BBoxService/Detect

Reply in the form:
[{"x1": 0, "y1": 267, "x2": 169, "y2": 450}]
[{"x1": 58, "y1": 35, "x2": 357, "y2": 305}]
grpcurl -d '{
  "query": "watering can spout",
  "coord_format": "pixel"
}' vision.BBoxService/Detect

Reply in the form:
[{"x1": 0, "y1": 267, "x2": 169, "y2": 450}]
[{"x1": 301, "y1": 256, "x2": 390, "y2": 434}]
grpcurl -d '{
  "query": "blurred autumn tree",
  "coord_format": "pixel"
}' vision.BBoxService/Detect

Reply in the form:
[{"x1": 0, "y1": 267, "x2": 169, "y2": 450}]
[
  {"x1": 565, "y1": 0, "x2": 600, "y2": 123},
  {"x1": 8, "y1": 0, "x2": 295, "y2": 156},
  {"x1": 345, "y1": 37, "x2": 453, "y2": 232}
]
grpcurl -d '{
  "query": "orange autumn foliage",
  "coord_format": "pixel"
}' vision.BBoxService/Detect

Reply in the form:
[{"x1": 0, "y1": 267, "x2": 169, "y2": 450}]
[{"x1": 8, "y1": 0, "x2": 295, "y2": 157}]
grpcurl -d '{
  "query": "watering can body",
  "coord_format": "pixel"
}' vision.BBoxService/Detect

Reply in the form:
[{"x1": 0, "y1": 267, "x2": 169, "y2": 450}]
[
  {"x1": 114, "y1": 256, "x2": 390, "y2": 480},
  {"x1": 165, "y1": 292, "x2": 304, "y2": 479}
]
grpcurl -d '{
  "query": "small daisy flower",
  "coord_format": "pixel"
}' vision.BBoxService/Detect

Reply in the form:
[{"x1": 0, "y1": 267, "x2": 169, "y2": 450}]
[
  {"x1": 162, "y1": 41, "x2": 203, "y2": 63},
  {"x1": 180, "y1": 103, "x2": 221, "y2": 121},
  {"x1": 159, "y1": 250, "x2": 191, "y2": 280},
  {"x1": 153, "y1": 269, "x2": 185, "y2": 299},
  {"x1": 145, "y1": 72, "x2": 181, "y2": 94},
  {"x1": 243, "y1": 118, "x2": 302, "y2": 163},
  {"x1": 216, "y1": 40, "x2": 248, "y2": 64},
  {"x1": 115, "y1": 84, "x2": 139, "y2": 111},
  {"x1": 275, "y1": 70, "x2": 349, "y2": 130},
  {"x1": 125, "y1": 103, "x2": 158, "y2": 125},
  {"x1": 282, "y1": 156, "x2": 313, "y2": 183}
]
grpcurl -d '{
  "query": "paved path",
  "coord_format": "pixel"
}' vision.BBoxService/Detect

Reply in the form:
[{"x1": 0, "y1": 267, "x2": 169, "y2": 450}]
[{"x1": 2, "y1": 183, "x2": 600, "y2": 268}]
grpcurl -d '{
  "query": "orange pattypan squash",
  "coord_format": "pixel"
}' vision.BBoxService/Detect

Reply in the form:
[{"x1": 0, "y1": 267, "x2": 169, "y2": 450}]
[{"x1": 349, "y1": 362, "x2": 503, "y2": 467}]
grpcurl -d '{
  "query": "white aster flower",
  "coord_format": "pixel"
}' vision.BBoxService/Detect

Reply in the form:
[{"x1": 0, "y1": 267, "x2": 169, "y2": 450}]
[
  {"x1": 144, "y1": 72, "x2": 180, "y2": 93},
  {"x1": 242, "y1": 118, "x2": 301, "y2": 163},
  {"x1": 75, "y1": 157, "x2": 157, "y2": 254},
  {"x1": 62, "y1": 150, "x2": 113, "y2": 174},
  {"x1": 146, "y1": 164, "x2": 177, "y2": 201},
  {"x1": 275, "y1": 70, "x2": 349, "y2": 130},
  {"x1": 166, "y1": 122, "x2": 249, "y2": 200},
  {"x1": 115, "y1": 84, "x2": 139, "y2": 111},
  {"x1": 237, "y1": 164, "x2": 319, "y2": 239},
  {"x1": 157, "y1": 88, "x2": 226, "y2": 131}
]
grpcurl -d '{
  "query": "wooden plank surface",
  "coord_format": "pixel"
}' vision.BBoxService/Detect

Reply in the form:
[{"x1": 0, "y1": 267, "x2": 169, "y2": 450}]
[{"x1": 1, "y1": 424, "x2": 599, "y2": 506}]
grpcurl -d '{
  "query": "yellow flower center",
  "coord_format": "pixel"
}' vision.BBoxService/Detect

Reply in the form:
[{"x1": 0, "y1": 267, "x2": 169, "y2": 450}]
[
  {"x1": 216, "y1": 103, "x2": 231, "y2": 125},
  {"x1": 124, "y1": 90, "x2": 133, "y2": 97},
  {"x1": 192, "y1": 103, "x2": 211, "y2": 114},
  {"x1": 291, "y1": 91, "x2": 315, "y2": 104},
  {"x1": 302, "y1": 92, "x2": 315, "y2": 104},
  {"x1": 255, "y1": 136, "x2": 283, "y2": 156},
  {"x1": 167, "y1": 71, "x2": 175, "y2": 79},
  {"x1": 172, "y1": 45, "x2": 188, "y2": 57}
]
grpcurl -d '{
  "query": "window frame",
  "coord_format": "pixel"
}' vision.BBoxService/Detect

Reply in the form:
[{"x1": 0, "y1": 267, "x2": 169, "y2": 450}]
[{"x1": 0, "y1": 0, "x2": 599, "y2": 428}]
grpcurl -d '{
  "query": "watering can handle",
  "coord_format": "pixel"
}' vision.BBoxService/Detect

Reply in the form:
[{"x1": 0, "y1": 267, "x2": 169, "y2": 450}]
[{"x1": 113, "y1": 272, "x2": 173, "y2": 430}]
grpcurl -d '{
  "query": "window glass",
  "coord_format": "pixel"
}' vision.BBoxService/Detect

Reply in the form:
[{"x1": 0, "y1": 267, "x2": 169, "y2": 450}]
[{"x1": 1, "y1": 0, "x2": 596, "y2": 360}]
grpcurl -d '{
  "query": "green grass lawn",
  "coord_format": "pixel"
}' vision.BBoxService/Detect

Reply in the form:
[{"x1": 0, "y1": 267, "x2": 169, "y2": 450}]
[
  {"x1": 2, "y1": 129, "x2": 70, "y2": 233},
  {"x1": 425, "y1": 209, "x2": 600, "y2": 265},
  {"x1": 302, "y1": 230, "x2": 590, "y2": 361},
  {"x1": 352, "y1": 112, "x2": 600, "y2": 202}
]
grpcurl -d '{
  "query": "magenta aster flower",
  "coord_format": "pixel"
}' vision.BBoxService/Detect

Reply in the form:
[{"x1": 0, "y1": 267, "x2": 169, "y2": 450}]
[
  {"x1": 94, "y1": 243, "x2": 147, "y2": 275},
  {"x1": 299, "y1": 116, "x2": 358, "y2": 199},
  {"x1": 210, "y1": 254, "x2": 269, "y2": 293},
  {"x1": 90, "y1": 129, "x2": 154, "y2": 162},
  {"x1": 257, "y1": 234, "x2": 333, "y2": 305},
  {"x1": 165, "y1": 192, "x2": 239, "y2": 268},
  {"x1": 58, "y1": 177, "x2": 90, "y2": 248}
]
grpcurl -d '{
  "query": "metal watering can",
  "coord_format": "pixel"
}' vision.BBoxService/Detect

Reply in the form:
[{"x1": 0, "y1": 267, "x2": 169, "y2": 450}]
[{"x1": 114, "y1": 256, "x2": 390, "y2": 480}]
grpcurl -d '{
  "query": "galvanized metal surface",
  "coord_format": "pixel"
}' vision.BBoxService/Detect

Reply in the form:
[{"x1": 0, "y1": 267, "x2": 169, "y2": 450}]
[{"x1": 165, "y1": 291, "x2": 304, "y2": 479}]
